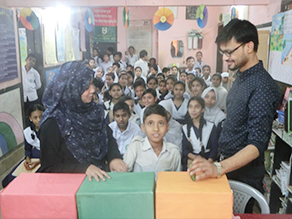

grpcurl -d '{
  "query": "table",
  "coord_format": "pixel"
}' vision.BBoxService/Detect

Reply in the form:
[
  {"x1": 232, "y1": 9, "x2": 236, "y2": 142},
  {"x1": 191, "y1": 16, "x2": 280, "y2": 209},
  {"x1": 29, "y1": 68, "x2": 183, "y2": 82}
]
[{"x1": 235, "y1": 214, "x2": 292, "y2": 219}]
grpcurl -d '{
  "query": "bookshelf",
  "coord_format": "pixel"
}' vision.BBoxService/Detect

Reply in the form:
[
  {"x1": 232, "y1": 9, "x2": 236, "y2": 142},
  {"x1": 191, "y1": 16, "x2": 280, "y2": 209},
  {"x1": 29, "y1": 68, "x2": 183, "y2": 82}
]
[{"x1": 267, "y1": 126, "x2": 292, "y2": 213}]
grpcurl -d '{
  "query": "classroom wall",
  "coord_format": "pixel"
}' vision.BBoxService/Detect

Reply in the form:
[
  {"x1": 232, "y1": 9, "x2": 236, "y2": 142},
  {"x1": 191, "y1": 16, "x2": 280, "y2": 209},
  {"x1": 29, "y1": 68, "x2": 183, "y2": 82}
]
[
  {"x1": 157, "y1": 6, "x2": 229, "y2": 72},
  {"x1": 117, "y1": 6, "x2": 158, "y2": 61}
]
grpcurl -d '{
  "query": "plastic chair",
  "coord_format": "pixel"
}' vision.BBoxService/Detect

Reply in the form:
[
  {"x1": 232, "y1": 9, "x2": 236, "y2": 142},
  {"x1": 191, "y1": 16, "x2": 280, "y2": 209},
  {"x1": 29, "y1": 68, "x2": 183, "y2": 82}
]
[{"x1": 229, "y1": 180, "x2": 270, "y2": 214}]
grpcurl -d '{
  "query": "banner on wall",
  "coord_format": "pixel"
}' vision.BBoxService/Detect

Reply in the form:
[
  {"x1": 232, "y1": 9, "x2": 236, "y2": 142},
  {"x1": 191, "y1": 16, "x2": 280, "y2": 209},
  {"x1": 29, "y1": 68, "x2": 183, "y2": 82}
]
[
  {"x1": 91, "y1": 7, "x2": 117, "y2": 43},
  {"x1": 0, "y1": 8, "x2": 18, "y2": 83},
  {"x1": 269, "y1": 10, "x2": 292, "y2": 85},
  {"x1": 18, "y1": 28, "x2": 28, "y2": 67}
]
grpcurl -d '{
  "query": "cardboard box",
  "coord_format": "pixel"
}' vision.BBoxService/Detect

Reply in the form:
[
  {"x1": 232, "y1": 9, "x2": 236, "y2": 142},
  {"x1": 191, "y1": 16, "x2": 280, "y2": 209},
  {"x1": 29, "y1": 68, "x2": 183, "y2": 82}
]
[
  {"x1": 0, "y1": 173, "x2": 86, "y2": 219},
  {"x1": 76, "y1": 172, "x2": 155, "y2": 219},
  {"x1": 156, "y1": 172, "x2": 233, "y2": 219}
]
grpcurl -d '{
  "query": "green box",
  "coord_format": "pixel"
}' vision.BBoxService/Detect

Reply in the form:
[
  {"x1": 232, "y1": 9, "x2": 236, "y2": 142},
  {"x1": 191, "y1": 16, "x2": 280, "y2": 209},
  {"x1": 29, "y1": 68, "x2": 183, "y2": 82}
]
[{"x1": 76, "y1": 172, "x2": 155, "y2": 219}]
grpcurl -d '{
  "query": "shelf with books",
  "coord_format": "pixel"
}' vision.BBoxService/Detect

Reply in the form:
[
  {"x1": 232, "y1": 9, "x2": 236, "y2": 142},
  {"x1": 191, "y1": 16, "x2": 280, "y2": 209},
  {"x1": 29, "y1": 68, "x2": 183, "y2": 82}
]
[
  {"x1": 268, "y1": 127, "x2": 292, "y2": 213},
  {"x1": 272, "y1": 128, "x2": 292, "y2": 148}
]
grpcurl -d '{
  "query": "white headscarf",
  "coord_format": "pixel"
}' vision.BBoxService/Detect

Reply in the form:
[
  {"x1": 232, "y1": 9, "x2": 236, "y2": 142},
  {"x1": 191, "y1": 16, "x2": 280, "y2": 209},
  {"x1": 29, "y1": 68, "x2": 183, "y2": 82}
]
[
  {"x1": 159, "y1": 99, "x2": 173, "y2": 116},
  {"x1": 201, "y1": 87, "x2": 226, "y2": 126}
]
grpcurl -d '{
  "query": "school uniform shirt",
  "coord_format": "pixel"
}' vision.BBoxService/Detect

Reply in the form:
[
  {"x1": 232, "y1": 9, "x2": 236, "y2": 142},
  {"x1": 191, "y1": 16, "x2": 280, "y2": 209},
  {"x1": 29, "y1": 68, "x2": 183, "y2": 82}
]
[
  {"x1": 185, "y1": 68, "x2": 198, "y2": 76},
  {"x1": 129, "y1": 113, "x2": 140, "y2": 127},
  {"x1": 23, "y1": 126, "x2": 40, "y2": 157},
  {"x1": 109, "y1": 54, "x2": 114, "y2": 63},
  {"x1": 194, "y1": 60, "x2": 206, "y2": 71},
  {"x1": 109, "y1": 121, "x2": 143, "y2": 155},
  {"x1": 164, "y1": 118, "x2": 182, "y2": 152},
  {"x1": 210, "y1": 84, "x2": 228, "y2": 112},
  {"x1": 134, "y1": 58, "x2": 149, "y2": 78},
  {"x1": 123, "y1": 86, "x2": 131, "y2": 96},
  {"x1": 123, "y1": 136, "x2": 182, "y2": 179},
  {"x1": 126, "y1": 54, "x2": 138, "y2": 66},
  {"x1": 104, "y1": 100, "x2": 115, "y2": 111},
  {"x1": 203, "y1": 75, "x2": 211, "y2": 87},
  {"x1": 22, "y1": 66, "x2": 42, "y2": 102},
  {"x1": 93, "y1": 56, "x2": 102, "y2": 68},
  {"x1": 171, "y1": 98, "x2": 188, "y2": 121},
  {"x1": 100, "y1": 61, "x2": 113, "y2": 77},
  {"x1": 164, "y1": 91, "x2": 174, "y2": 100},
  {"x1": 119, "y1": 61, "x2": 127, "y2": 71},
  {"x1": 140, "y1": 107, "x2": 146, "y2": 124},
  {"x1": 98, "y1": 93, "x2": 104, "y2": 104},
  {"x1": 134, "y1": 101, "x2": 144, "y2": 115},
  {"x1": 182, "y1": 119, "x2": 219, "y2": 170}
]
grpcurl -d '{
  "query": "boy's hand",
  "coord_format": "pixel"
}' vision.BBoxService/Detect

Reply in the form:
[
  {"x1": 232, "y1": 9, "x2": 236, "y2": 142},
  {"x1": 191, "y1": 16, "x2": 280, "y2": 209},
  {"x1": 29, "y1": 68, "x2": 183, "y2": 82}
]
[{"x1": 109, "y1": 158, "x2": 128, "y2": 172}]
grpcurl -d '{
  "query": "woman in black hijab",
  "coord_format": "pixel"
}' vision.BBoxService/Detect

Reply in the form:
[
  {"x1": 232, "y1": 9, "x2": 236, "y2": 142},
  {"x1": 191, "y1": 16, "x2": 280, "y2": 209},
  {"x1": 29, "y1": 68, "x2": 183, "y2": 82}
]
[{"x1": 39, "y1": 61, "x2": 127, "y2": 181}]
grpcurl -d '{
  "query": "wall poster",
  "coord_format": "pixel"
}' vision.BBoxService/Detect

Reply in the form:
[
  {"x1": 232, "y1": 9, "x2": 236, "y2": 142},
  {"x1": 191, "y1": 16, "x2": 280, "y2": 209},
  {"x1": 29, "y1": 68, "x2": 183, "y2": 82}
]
[{"x1": 0, "y1": 8, "x2": 18, "y2": 83}]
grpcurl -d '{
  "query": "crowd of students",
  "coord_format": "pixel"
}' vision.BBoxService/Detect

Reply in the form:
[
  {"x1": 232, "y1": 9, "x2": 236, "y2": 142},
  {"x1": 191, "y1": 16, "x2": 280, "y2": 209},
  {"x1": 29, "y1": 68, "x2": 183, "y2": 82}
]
[
  {"x1": 2, "y1": 46, "x2": 232, "y2": 187},
  {"x1": 83, "y1": 46, "x2": 231, "y2": 176}
]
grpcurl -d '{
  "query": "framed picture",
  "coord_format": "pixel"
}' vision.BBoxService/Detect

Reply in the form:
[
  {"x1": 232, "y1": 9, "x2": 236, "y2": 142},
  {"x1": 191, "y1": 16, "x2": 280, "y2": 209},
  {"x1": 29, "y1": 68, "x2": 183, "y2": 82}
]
[{"x1": 186, "y1": 6, "x2": 198, "y2": 20}]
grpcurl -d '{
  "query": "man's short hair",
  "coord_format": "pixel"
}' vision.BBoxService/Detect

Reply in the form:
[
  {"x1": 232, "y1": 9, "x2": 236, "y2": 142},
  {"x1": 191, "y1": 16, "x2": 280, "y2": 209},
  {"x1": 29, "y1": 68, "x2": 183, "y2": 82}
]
[
  {"x1": 26, "y1": 53, "x2": 37, "y2": 60},
  {"x1": 215, "y1": 19, "x2": 259, "y2": 52},
  {"x1": 139, "y1": 50, "x2": 148, "y2": 58},
  {"x1": 113, "y1": 62, "x2": 120, "y2": 68},
  {"x1": 133, "y1": 79, "x2": 146, "y2": 90},
  {"x1": 186, "y1": 56, "x2": 195, "y2": 62}
]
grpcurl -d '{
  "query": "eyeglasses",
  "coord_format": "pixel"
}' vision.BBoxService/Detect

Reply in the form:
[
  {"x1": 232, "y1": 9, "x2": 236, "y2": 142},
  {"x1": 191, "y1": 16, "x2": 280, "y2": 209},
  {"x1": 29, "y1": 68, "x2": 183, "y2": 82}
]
[{"x1": 218, "y1": 42, "x2": 246, "y2": 57}]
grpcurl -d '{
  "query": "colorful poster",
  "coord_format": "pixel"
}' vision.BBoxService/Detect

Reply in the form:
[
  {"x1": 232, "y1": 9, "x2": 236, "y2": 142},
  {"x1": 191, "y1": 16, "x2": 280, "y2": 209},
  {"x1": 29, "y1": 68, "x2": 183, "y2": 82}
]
[
  {"x1": 269, "y1": 10, "x2": 292, "y2": 85},
  {"x1": 91, "y1": 7, "x2": 117, "y2": 43},
  {"x1": 18, "y1": 28, "x2": 27, "y2": 68},
  {"x1": 56, "y1": 25, "x2": 65, "y2": 62},
  {"x1": 0, "y1": 8, "x2": 18, "y2": 83},
  {"x1": 72, "y1": 28, "x2": 80, "y2": 60},
  {"x1": 44, "y1": 24, "x2": 58, "y2": 65},
  {"x1": 281, "y1": 34, "x2": 292, "y2": 65},
  {"x1": 65, "y1": 27, "x2": 75, "y2": 61},
  {"x1": 45, "y1": 67, "x2": 59, "y2": 85},
  {"x1": 0, "y1": 88, "x2": 24, "y2": 157},
  {"x1": 270, "y1": 13, "x2": 285, "y2": 51},
  {"x1": 80, "y1": 20, "x2": 86, "y2": 51}
]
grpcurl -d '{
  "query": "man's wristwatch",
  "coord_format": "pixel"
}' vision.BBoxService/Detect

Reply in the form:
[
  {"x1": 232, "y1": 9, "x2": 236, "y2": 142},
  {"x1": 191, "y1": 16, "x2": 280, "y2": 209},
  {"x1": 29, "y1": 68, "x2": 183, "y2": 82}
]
[{"x1": 213, "y1": 162, "x2": 222, "y2": 178}]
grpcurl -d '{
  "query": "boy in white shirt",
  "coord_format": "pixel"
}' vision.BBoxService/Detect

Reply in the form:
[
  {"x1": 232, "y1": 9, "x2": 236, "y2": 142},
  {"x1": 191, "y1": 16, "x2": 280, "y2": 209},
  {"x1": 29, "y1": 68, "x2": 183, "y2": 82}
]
[
  {"x1": 123, "y1": 104, "x2": 181, "y2": 178},
  {"x1": 22, "y1": 54, "x2": 42, "y2": 116},
  {"x1": 109, "y1": 102, "x2": 142, "y2": 156}
]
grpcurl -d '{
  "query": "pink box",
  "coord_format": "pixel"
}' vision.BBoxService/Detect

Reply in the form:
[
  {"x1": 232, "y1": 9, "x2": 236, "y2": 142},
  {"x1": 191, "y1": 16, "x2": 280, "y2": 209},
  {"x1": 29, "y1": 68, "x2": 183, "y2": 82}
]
[{"x1": 0, "y1": 173, "x2": 86, "y2": 219}]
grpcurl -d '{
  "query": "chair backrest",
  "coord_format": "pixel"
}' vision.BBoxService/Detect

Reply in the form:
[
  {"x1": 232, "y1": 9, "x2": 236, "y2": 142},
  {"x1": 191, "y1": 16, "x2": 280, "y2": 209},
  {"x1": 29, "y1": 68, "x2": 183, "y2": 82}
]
[{"x1": 228, "y1": 180, "x2": 270, "y2": 214}]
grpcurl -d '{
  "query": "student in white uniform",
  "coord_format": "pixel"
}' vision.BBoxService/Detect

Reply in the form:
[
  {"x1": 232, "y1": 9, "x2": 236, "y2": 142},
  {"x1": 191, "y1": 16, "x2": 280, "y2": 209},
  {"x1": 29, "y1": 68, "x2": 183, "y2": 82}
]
[
  {"x1": 100, "y1": 54, "x2": 112, "y2": 76},
  {"x1": 133, "y1": 79, "x2": 146, "y2": 116},
  {"x1": 210, "y1": 73, "x2": 228, "y2": 112},
  {"x1": 118, "y1": 96, "x2": 140, "y2": 126},
  {"x1": 140, "y1": 88, "x2": 158, "y2": 124},
  {"x1": 109, "y1": 102, "x2": 143, "y2": 156},
  {"x1": 22, "y1": 54, "x2": 42, "y2": 115},
  {"x1": 202, "y1": 65, "x2": 212, "y2": 87},
  {"x1": 118, "y1": 73, "x2": 131, "y2": 96},
  {"x1": 164, "y1": 76, "x2": 176, "y2": 100},
  {"x1": 104, "y1": 83, "x2": 123, "y2": 123},
  {"x1": 134, "y1": 66, "x2": 147, "y2": 83},
  {"x1": 201, "y1": 87, "x2": 226, "y2": 135},
  {"x1": 125, "y1": 46, "x2": 138, "y2": 66},
  {"x1": 171, "y1": 81, "x2": 189, "y2": 124},
  {"x1": 189, "y1": 77, "x2": 206, "y2": 98},
  {"x1": 159, "y1": 99, "x2": 182, "y2": 152},
  {"x1": 123, "y1": 104, "x2": 181, "y2": 179},
  {"x1": 182, "y1": 96, "x2": 219, "y2": 171},
  {"x1": 92, "y1": 48, "x2": 102, "y2": 68}
]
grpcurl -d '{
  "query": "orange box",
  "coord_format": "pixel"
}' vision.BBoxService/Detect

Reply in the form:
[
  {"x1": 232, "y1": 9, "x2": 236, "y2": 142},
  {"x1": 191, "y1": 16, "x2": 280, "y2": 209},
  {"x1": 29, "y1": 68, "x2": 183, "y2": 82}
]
[
  {"x1": 0, "y1": 173, "x2": 86, "y2": 219},
  {"x1": 156, "y1": 172, "x2": 233, "y2": 219}
]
